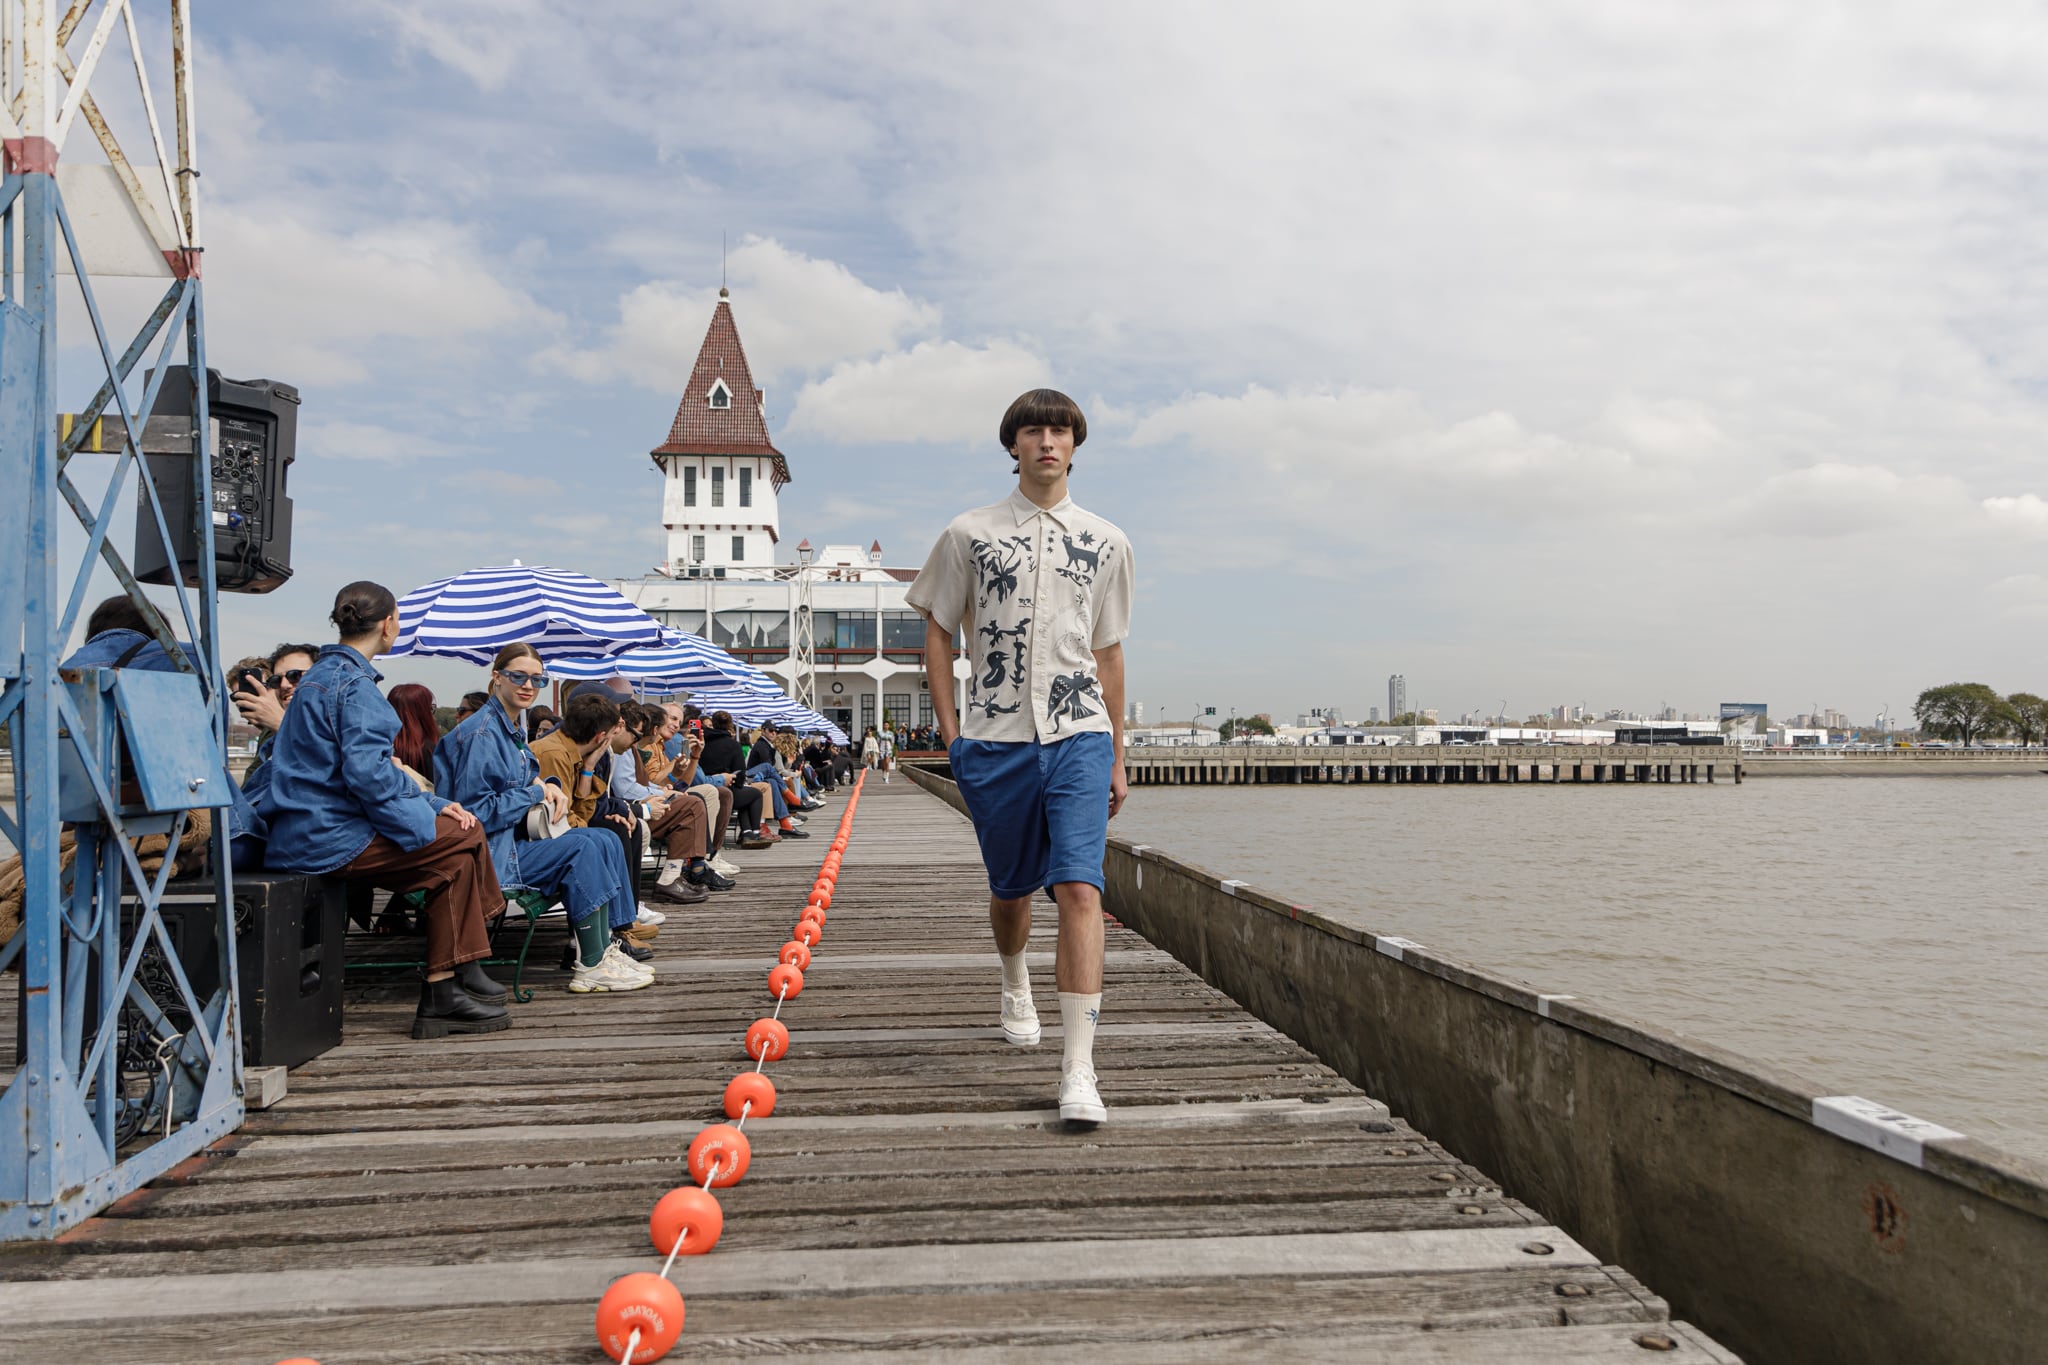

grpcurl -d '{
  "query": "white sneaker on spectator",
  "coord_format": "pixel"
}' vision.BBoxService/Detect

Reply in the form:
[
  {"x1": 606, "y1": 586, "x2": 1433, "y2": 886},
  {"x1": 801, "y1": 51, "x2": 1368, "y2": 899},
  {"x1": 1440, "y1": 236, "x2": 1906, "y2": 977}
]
[
  {"x1": 710, "y1": 855, "x2": 740, "y2": 878},
  {"x1": 636, "y1": 905, "x2": 665, "y2": 926},
  {"x1": 1058, "y1": 1065, "x2": 1106, "y2": 1126},
  {"x1": 569, "y1": 944, "x2": 654, "y2": 993},
  {"x1": 1000, "y1": 988, "x2": 1041, "y2": 1046}
]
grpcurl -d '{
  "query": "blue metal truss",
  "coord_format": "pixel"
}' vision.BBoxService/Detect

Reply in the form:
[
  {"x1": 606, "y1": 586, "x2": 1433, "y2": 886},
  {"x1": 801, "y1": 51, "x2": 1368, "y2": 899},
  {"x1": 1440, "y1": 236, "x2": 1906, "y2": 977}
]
[{"x1": 1, "y1": 152, "x2": 245, "y2": 1240}]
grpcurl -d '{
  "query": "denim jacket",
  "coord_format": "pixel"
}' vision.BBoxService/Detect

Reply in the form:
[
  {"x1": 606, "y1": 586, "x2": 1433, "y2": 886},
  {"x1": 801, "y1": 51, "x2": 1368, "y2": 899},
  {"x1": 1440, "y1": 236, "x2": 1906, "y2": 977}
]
[
  {"x1": 253, "y1": 644, "x2": 447, "y2": 873},
  {"x1": 433, "y1": 695, "x2": 548, "y2": 889}
]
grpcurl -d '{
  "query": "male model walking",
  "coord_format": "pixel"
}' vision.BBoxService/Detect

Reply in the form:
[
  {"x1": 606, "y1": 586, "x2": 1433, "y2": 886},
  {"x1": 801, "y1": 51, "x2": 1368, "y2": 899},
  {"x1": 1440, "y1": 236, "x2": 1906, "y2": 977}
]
[{"x1": 910, "y1": 388, "x2": 1134, "y2": 1126}]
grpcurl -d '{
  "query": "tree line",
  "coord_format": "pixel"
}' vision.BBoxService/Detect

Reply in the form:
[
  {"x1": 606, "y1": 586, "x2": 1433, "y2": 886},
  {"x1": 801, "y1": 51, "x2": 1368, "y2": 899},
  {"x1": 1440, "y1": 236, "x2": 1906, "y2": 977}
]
[{"x1": 1913, "y1": 684, "x2": 2048, "y2": 745}]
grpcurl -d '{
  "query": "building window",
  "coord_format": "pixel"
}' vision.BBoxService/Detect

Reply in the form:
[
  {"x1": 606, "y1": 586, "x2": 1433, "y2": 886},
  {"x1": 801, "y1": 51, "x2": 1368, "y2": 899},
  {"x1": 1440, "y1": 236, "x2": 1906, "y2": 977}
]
[
  {"x1": 859, "y1": 693, "x2": 876, "y2": 738},
  {"x1": 830, "y1": 613, "x2": 876, "y2": 651},
  {"x1": 731, "y1": 535, "x2": 745, "y2": 561},
  {"x1": 918, "y1": 692, "x2": 935, "y2": 729},
  {"x1": 683, "y1": 466, "x2": 696, "y2": 506},
  {"x1": 881, "y1": 611, "x2": 925, "y2": 651},
  {"x1": 739, "y1": 466, "x2": 752, "y2": 507},
  {"x1": 710, "y1": 467, "x2": 724, "y2": 507},
  {"x1": 690, "y1": 534, "x2": 705, "y2": 563},
  {"x1": 884, "y1": 693, "x2": 911, "y2": 731},
  {"x1": 708, "y1": 379, "x2": 731, "y2": 409}
]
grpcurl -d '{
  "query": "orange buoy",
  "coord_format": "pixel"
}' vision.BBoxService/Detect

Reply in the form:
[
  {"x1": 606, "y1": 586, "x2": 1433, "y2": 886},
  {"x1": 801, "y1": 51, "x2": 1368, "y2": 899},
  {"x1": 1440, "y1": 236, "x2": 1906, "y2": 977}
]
[
  {"x1": 649, "y1": 1186, "x2": 723, "y2": 1257},
  {"x1": 595, "y1": 1271, "x2": 684, "y2": 1362},
  {"x1": 799, "y1": 904, "x2": 827, "y2": 927},
  {"x1": 724, "y1": 1071, "x2": 777, "y2": 1120},
  {"x1": 687, "y1": 1123, "x2": 751, "y2": 1187},
  {"x1": 778, "y1": 940, "x2": 812, "y2": 970},
  {"x1": 791, "y1": 919, "x2": 821, "y2": 949},
  {"x1": 768, "y1": 962, "x2": 805, "y2": 999},
  {"x1": 745, "y1": 1017, "x2": 790, "y2": 1062},
  {"x1": 807, "y1": 889, "x2": 832, "y2": 911}
]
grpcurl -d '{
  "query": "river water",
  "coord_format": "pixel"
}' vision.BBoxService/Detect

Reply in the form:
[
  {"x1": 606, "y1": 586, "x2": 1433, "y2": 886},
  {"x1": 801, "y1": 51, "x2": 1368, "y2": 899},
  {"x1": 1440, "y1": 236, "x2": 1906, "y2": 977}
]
[{"x1": 1110, "y1": 778, "x2": 2048, "y2": 1165}]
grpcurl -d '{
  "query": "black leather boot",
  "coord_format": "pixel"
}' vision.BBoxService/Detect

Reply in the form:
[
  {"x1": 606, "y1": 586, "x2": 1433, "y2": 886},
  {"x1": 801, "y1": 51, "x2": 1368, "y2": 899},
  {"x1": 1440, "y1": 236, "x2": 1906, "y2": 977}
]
[
  {"x1": 456, "y1": 959, "x2": 509, "y2": 1004},
  {"x1": 412, "y1": 976, "x2": 512, "y2": 1039}
]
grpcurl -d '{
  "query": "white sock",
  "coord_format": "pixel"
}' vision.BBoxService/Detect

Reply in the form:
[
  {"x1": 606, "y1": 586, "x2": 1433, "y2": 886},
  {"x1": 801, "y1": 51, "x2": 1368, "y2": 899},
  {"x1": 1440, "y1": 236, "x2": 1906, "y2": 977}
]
[
  {"x1": 656, "y1": 859, "x2": 684, "y2": 886},
  {"x1": 1000, "y1": 948, "x2": 1030, "y2": 995},
  {"x1": 1058, "y1": 992, "x2": 1101, "y2": 1075}
]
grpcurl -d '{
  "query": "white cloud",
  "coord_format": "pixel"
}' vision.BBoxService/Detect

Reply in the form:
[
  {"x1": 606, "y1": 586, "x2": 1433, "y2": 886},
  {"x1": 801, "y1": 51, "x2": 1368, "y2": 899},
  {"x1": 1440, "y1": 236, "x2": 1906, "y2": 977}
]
[
  {"x1": 1745, "y1": 464, "x2": 1973, "y2": 538},
  {"x1": 785, "y1": 339, "x2": 1053, "y2": 445},
  {"x1": 301, "y1": 419, "x2": 465, "y2": 464},
  {"x1": 203, "y1": 208, "x2": 558, "y2": 385},
  {"x1": 1983, "y1": 493, "x2": 2048, "y2": 535},
  {"x1": 542, "y1": 237, "x2": 939, "y2": 394}
]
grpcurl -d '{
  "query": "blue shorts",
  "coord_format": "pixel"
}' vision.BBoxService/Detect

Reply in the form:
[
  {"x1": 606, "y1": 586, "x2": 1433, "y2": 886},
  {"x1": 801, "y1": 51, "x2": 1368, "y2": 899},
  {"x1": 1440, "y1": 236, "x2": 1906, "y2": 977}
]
[{"x1": 950, "y1": 731, "x2": 1113, "y2": 899}]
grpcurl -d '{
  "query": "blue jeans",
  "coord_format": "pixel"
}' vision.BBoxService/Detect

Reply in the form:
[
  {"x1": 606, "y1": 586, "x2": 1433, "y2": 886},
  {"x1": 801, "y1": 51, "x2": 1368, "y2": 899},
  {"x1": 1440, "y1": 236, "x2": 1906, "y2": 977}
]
[
  {"x1": 507, "y1": 827, "x2": 636, "y2": 928},
  {"x1": 746, "y1": 763, "x2": 789, "y2": 820}
]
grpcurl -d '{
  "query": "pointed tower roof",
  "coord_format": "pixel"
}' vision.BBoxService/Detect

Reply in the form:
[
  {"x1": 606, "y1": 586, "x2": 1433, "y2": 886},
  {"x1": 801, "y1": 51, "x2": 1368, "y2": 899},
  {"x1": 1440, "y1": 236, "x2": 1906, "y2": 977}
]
[{"x1": 652, "y1": 288, "x2": 791, "y2": 488}]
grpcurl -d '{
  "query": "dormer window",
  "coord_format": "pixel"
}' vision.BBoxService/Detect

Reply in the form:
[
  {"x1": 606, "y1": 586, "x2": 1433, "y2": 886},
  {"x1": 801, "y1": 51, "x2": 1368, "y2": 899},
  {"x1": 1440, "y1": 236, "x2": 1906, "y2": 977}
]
[{"x1": 707, "y1": 379, "x2": 732, "y2": 410}]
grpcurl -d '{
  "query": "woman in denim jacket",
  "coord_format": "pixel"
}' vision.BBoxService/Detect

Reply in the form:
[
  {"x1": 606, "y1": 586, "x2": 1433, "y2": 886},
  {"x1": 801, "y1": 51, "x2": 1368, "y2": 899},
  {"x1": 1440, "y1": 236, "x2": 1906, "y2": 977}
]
[
  {"x1": 256, "y1": 582, "x2": 509, "y2": 1039},
  {"x1": 432, "y1": 643, "x2": 653, "y2": 994}
]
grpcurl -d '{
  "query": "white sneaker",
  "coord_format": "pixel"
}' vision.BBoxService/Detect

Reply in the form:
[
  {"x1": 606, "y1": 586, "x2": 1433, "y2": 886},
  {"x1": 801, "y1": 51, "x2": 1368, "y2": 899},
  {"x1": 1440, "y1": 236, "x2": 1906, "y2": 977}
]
[
  {"x1": 1000, "y1": 989, "x2": 1041, "y2": 1046},
  {"x1": 569, "y1": 944, "x2": 654, "y2": 993},
  {"x1": 710, "y1": 854, "x2": 740, "y2": 878},
  {"x1": 636, "y1": 905, "x2": 666, "y2": 926},
  {"x1": 1059, "y1": 1065, "x2": 1106, "y2": 1126}
]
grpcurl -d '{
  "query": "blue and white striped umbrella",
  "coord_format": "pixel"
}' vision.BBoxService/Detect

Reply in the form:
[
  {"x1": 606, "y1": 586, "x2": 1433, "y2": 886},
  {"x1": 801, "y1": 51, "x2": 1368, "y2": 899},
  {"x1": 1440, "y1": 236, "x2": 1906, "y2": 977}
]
[
  {"x1": 389, "y1": 563, "x2": 666, "y2": 664},
  {"x1": 547, "y1": 628, "x2": 782, "y2": 692}
]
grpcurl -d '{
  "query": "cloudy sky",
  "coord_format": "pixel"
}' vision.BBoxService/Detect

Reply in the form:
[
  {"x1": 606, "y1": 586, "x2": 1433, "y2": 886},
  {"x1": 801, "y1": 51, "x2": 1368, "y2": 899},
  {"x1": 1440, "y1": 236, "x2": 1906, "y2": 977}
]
[{"x1": 59, "y1": 2, "x2": 2048, "y2": 723}]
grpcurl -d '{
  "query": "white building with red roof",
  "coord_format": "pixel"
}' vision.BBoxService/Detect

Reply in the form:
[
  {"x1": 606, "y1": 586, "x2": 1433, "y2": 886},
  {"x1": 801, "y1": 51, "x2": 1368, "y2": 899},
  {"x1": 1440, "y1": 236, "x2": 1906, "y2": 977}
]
[{"x1": 614, "y1": 289, "x2": 963, "y2": 742}]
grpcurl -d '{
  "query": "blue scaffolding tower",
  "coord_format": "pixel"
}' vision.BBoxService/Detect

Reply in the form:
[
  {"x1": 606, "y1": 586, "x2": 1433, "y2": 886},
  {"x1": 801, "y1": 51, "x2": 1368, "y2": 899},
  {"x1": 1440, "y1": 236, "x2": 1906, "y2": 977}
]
[{"x1": 1, "y1": 1, "x2": 245, "y2": 1240}]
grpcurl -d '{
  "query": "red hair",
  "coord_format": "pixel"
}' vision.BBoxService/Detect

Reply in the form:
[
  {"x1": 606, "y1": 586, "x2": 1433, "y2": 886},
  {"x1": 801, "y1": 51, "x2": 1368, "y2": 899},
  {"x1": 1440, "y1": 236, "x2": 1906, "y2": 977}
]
[{"x1": 387, "y1": 683, "x2": 439, "y2": 774}]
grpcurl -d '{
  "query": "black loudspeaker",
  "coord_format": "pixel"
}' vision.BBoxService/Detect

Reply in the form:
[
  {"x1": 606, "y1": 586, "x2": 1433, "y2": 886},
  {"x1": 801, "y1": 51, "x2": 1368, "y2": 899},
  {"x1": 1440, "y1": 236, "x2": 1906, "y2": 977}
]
[
  {"x1": 135, "y1": 366, "x2": 300, "y2": 594},
  {"x1": 155, "y1": 874, "x2": 345, "y2": 1069}
]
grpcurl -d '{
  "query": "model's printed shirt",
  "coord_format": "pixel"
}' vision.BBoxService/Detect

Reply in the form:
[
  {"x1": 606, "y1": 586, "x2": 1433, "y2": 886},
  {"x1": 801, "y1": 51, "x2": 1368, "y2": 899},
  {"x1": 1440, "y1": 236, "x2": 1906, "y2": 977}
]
[{"x1": 907, "y1": 489, "x2": 1135, "y2": 744}]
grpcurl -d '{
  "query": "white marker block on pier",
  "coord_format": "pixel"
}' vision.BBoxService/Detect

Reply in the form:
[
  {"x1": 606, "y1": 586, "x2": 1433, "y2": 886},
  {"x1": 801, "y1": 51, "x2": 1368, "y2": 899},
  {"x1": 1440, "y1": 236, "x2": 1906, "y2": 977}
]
[
  {"x1": 1812, "y1": 1096, "x2": 1962, "y2": 1168},
  {"x1": 1374, "y1": 936, "x2": 1425, "y2": 961}
]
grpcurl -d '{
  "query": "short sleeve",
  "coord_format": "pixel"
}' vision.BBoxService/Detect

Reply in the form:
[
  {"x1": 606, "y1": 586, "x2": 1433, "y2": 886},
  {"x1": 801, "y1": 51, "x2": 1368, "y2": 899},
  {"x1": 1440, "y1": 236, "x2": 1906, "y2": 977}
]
[
  {"x1": 905, "y1": 522, "x2": 971, "y2": 633},
  {"x1": 1090, "y1": 532, "x2": 1135, "y2": 650}
]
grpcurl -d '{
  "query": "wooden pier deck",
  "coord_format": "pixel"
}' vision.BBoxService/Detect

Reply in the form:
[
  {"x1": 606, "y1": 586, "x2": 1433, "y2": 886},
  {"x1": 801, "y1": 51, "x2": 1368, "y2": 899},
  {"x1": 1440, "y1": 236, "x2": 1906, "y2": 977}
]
[{"x1": 0, "y1": 781, "x2": 1736, "y2": 1362}]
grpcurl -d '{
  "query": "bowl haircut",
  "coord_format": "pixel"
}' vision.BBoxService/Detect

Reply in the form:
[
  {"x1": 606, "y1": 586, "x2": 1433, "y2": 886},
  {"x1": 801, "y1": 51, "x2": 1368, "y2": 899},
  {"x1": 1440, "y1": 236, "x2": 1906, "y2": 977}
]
[{"x1": 1000, "y1": 389, "x2": 1087, "y2": 472}]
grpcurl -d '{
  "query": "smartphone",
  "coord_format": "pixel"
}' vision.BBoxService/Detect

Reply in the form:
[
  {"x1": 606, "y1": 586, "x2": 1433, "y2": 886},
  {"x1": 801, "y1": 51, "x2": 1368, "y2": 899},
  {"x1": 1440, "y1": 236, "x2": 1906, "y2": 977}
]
[{"x1": 236, "y1": 673, "x2": 268, "y2": 698}]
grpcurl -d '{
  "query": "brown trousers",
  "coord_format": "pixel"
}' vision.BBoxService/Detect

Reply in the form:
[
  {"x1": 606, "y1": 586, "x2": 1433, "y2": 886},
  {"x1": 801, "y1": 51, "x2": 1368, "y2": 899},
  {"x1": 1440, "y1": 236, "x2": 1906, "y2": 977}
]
[
  {"x1": 650, "y1": 792, "x2": 707, "y2": 860},
  {"x1": 339, "y1": 821, "x2": 501, "y2": 972}
]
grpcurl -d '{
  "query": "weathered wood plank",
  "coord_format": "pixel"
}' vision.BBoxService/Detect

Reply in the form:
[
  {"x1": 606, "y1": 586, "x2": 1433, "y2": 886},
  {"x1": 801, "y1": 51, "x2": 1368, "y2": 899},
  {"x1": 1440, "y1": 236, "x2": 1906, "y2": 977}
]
[
  {"x1": 0, "y1": 1269, "x2": 1676, "y2": 1362},
  {"x1": 0, "y1": 1226, "x2": 1602, "y2": 1323}
]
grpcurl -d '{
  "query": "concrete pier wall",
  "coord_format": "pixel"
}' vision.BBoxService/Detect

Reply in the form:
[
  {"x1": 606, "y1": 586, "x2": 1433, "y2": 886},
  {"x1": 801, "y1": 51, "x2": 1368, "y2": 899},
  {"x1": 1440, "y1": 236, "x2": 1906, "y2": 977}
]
[
  {"x1": 1119, "y1": 743, "x2": 1740, "y2": 786},
  {"x1": 904, "y1": 764, "x2": 2048, "y2": 1365}
]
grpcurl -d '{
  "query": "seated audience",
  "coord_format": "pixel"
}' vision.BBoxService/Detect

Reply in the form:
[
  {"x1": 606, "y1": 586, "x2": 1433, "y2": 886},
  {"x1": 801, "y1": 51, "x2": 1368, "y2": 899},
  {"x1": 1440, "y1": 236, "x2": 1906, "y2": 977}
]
[
  {"x1": 388, "y1": 682, "x2": 439, "y2": 791},
  {"x1": 433, "y1": 644, "x2": 653, "y2": 993},
  {"x1": 745, "y1": 722, "x2": 810, "y2": 839},
  {"x1": 253, "y1": 582, "x2": 509, "y2": 1039},
  {"x1": 659, "y1": 703, "x2": 737, "y2": 860},
  {"x1": 697, "y1": 710, "x2": 778, "y2": 846},
  {"x1": 529, "y1": 694, "x2": 699, "y2": 941},
  {"x1": 454, "y1": 691, "x2": 489, "y2": 726},
  {"x1": 526, "y1": 705, "x2": 560, "y2": 741},
  {"x1": 612, "y1": 702, "x2": 729, "y2": 899}
]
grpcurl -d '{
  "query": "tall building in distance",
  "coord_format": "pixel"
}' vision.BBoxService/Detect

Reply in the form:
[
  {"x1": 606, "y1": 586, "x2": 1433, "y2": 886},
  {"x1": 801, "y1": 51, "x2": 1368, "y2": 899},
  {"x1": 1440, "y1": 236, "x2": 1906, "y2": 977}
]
[{"x1": 1388, "y1": 673, "x2": 1407, "y2": 720}]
